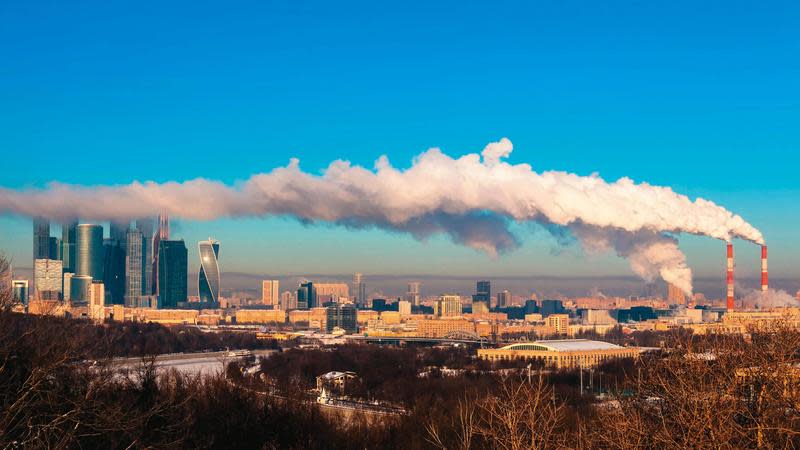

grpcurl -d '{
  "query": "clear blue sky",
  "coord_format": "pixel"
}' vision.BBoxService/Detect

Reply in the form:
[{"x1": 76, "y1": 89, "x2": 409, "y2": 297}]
[{"x1": 1, "y1": 1, "x2": 798, "y2": 286}]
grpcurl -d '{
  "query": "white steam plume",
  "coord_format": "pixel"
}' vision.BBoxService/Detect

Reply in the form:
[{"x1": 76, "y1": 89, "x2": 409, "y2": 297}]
[
  {"x1": 740, "y1": 289, "x2": 800, "y2": 310},
  {"x1": 0, "y1": 138, "x2": 763, "y2": 294}
]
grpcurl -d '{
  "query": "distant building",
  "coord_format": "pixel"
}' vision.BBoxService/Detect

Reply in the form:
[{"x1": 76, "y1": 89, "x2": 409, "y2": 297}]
[
  {"x1": 152, "y1": 214, "x2": 170, "y2": 296},
  {"x1": 353, "y1": 273, "x2": 366, "y2": 306},
  {"x1": 297, "y1": 281, "x2": 316, "y2": 310},
  {"x1": 434, "y1": 294, "x2": 462, "y2": 318},
  {"x1": 398, "y1": 300, "x2": 412, "y2": 316},
  {"x1": 125, "y1": 228, "x2": 143, "y2": 307},
  {"x1": 497, "y1": 289, "x2": 512, "y2": 308},
  {"x1": 34, "y1": 259, "x2": 62, "y2": 300},
  {"x1": 62, "y1": 272, "x2": 73, "y2": 301},
  {"x1": 262, "y1": 280, "x2": 279, "y2": 306},
  {"x1": 546, "y1": 314, "x2": 570, "y2": 334},
  {"x1": 136, "y1": 218, "x2": 155, "y2": 296},
  {"x1": 316, "y1": 371, "x2": 357, "y2": 394},
  {"x1": 103, "y1": 228, "x2": 127, "y2": 305},
  {"x1": 473, "y1": 280, "x2": 491, "y2": 306},
  {"x1": 540, "y1": 299, "x2": 565, "y2": 317},
  {"x1": 198, "y1": 238, "x2": 221, "y2": 303},
  {"x1": 70, "y1": 275, "x2": 93, "y2": 302},
  {"x1": 12, "y1": 280, "x2": 29, "y2": 304},
  {"x1": 76, "y1": 224, "x2": 104, "y2": 281},
  {"x1": 280, "y1": 290, "x2": 295, "y2": 310},
  {"x1": 89, "y1": 281, "x2": 105, "y2": 307},
  {"x1": 524, "y1": 299, "x2": 538, "y2": 315},
  {"x1": 406, "y1": 281, "x2": 421, "y2": 306},
  {"x1": 61, "y1": 221, "x2": 78, "y2": 274},
  {"x1": 326, "y1": 303, "x2": 357, "y2": 333},
  {"x1": 477, "y1": 339, "x2": 641, "y2": 368},
  {"x1": 48, "y1": 237, "x2": 61, "y2": 260},
  {"x1": 315, "y1": 283, "x2": 350, "y2": 301},
  {"x1": 667, "y1": 282, "x2": 687, "y2": 305},
  {"x1": 32, "y1": 218, "x2": 50, "y2": 263},
  {"x1": 158, "y1": 240, "x2": 188, "y2": 309}
]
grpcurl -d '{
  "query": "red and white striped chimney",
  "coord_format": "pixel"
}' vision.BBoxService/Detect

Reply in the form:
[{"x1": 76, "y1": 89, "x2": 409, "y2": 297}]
[
  {"x1": 761, "y1": 245, "x2": 768, "y2": 293},
  {"x1": 726, "y1": 243, "x2": 735, "y2": 311}
]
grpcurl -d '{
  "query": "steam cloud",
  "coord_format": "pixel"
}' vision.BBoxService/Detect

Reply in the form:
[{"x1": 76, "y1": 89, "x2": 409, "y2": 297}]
[{"x1": 0, "y1": 138, "x2": 764, "y2": 295}]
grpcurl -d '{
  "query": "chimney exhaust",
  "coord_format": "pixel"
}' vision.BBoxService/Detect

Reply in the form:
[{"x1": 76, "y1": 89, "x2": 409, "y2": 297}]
[{"x1": 726, "y1": 243, "x2": 735, "y2": 311}]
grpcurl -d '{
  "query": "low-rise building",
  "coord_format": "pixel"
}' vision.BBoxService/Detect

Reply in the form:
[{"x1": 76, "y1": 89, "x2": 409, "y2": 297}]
[{"x1": 477, "y1": 339, "x2": 641, "y2": 369}]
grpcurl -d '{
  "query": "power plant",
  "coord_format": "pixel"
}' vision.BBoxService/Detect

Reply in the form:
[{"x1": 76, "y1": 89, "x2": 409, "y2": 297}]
[{"x1": 725, "y1": 242, "x2": 769, "y2": 311}]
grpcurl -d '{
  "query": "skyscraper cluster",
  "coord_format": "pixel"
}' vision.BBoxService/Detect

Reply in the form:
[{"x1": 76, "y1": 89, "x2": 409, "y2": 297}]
[{"x1": 29, "y1": 215, "x2": 191, "y2": 308}]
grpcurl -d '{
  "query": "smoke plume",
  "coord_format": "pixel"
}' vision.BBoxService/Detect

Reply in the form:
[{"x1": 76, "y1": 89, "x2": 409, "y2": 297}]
[
  {"x1": 740, "y1": 289, "x2": 800, "y2": 310},
  {"x1": 0, "y1": 138, "x2": 764, "y2": 294}
]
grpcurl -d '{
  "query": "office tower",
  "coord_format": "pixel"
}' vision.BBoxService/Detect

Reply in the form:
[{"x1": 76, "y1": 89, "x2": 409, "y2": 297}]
[
  {"x1": 497, "y1": 289, "x2": 511, "y2": 308},
  {"x1": 524, "y1": 299, "x2": 538, "y2": 315},
  {"x1": 198, "y1": 238, "x2": 221, "y2": 303},
  {"x1": 280, "y1": 291, "x2": 295, "y2": 310},
  {"x1": 33, "y1": 218, "x2": 50, "y2": 262},
  {"x1": 297, "y1": 281, "x2": 316, "y2": 310},
  {"x1": 125, "y1": 228, "x2": 143, "y2": 307},
  {"x1": 76, "y1": 224, "x2": 104, "y2": 280},
  {"x1": 70, "y1": 275, "x2": 92, "y2": 302},
  {"x1": 12, "y1": 280, "x2": 29, "y2": 304},
  {"x1": 63, "y1": 272, "x2": 74, "y2": 301},
  {"x1": 398, "y1": 300, "x2": 411, "y2": 316},
  {"x1": 314, "y1": 283, "x2": 350, "y2": 303},
  {"x1": 104, "y1": 223, "x2": 128, "y2": 305},
  {"x1": 48, "y1": 237, "x2": 61, "y2": 260},
  {"x1": 158, "y1": 240, "x2": 188, "y2": 309},
  {"x1": 136, "y1": 218, "x2": 155, "y2": 296},
  {"x1": 405, "y1": 281, "x2": 421, "y2": 306},
  {"x1": 326, "y1": 303, "x2": 357, "y2": 333},
  {"x1": 353, "y1": 273, "x2": 366, "y2": 306},
  {"x1": 262, "y1": 280, "x2": 279, "y2": 306},
  {"x1": 473, "y1": 280, "x2": 491, "y2": 305},
  {"x1": 434, "y1": 294, "x2": 462, "y2": 318},
  {"x1": 540, "y1": 299, "x2": 565, "y2": 317},
  {"x1": 666, "y1": 282, "x2": 686, "y2": 305},
  {"x1": 88, "y1": 281, "x2": 105, "y2": 307},
  {"x1": 61, "y1": 221, "x2": 78, "y2": 273},
  {"x1": 152, "y1": 214, "x2": 169, "y2": 296},
  {"x1": 34, "y1": 259, "x2": 62, "y2": 300}
]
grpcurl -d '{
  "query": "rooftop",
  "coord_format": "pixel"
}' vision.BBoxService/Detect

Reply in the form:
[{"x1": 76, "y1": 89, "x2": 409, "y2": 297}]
[{"x1": 501, "y1": 339, "x2": 624, "y2": 352}]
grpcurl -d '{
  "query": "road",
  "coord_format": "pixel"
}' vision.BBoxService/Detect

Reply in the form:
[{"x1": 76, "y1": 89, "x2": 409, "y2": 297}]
[{"x1": 110, "y1": 349, "x2": 278, "y2": 376}]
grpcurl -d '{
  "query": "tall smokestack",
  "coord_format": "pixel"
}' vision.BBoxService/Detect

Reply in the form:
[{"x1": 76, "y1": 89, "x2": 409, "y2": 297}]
[
  {"x1": 761, "y1": 245, "x2": 768, "y2": 293},
  {"x1": 726, "y1": 243, "x2": 735, "y2": 311}
]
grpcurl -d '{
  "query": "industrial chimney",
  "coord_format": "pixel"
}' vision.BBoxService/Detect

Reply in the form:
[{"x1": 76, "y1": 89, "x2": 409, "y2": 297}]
[
  {"x1": 726, "y1": 243, "x2": 735, "y2": 311},
  {"x1": 761, "y1": 245, "x2": 768, "y2": 292}
]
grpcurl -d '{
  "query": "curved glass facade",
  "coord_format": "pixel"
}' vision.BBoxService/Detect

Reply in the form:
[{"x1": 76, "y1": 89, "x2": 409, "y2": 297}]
[
  {"x1": 76, "y1": 224, "x2": 104, "y2": 280},
  {"x1": 197, "y1": 238, "x2": 220, "y2": 303}
]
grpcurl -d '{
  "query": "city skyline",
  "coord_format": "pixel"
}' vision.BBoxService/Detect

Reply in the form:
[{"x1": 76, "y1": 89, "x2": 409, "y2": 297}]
[{"x1": 1, "y1": 0, "x2": 798, "y2": 292}]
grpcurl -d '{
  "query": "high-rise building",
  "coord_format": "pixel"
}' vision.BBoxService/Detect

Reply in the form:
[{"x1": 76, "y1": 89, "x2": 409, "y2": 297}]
[
  {"x1": 104, "y1": 223, "x2": 128, "y2": 305},
  {"x1": 434, "y1": 294, "x2": 462, "y2": 318},
  {"x1": 89, "y1": 281, "x2": 105, "y2": 307},
  {"x1": 353, "y1": 273, "x2": 366, "y2": 306},
  {"x1": 297, "y1": 281, "x2": 316, "y2": 310},
  {"x1": 63, "y1": 272, "x2": 74, "y2": 302},
  {"x1": 326, "y1": 303, "x2": 357, "y2": 333},
  {"x1": 76, "y1": 224, "x2": 104, "y2": 280},
  {"x1": 152, "y1": 214, "x2": 169, "y2": 296},
  {"x1": 34, "y1": 259, "x2": 62, "y2": 300},
  {"x1": 280, "y1": 290, "x2": 295, "y2": 310},
  {"x1": 405, "y1": 281, "x2": 421, "y2": 306},
  {"x1": 198, "y1": 238, "x2": 221, "y2": 303},
  {"x1": 497, "y1": 289, "x2": 512, "y2": 308},
  {"x1": 12, "y1": 280, "x2": 29, "y2": 304},
  {"x1": 48, "y1": 237, "x2": 61, "y2": 260},
  {"x1": 136, "y1": 218, "x2": 155, "y2": 296},
  {"x1": 125, "y1": 228, "x2": 143, "y2": 307},
  {"x1": 473, "y1": 280, "x2": 491, "y2": 305},
  {"x1": 262, "y1": 280, "x2": 279, "y2": 307},
  {"x1": 33, "y1": 218, "x2": 50, "y2": 262},
  {"x1": 667, "y1": 282, "x2": 687, "y2": 305},
  {"x1": 70, "y1": 275, "x2": 92, "y2": 302},
  {"x1": 315, "y1": 283, "x2": 350, "y2": 303},
  {"x1": 61, "y1": 221, "x2": 78, "y2": 274},
  {"x1": 540, "y1": 299, "x2": 565, "y2": 317},
  {"x1": 158, "y1": 240, "x2": 188, "y2": 309},
  {"x1": 398, "y1": 300, "x2": 412, "y2": 316}
]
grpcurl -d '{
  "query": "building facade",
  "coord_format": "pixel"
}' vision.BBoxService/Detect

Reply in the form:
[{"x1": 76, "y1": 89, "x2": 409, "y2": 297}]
[
  {"x1": 33, "y1": 218, "x2": 50, "y2": 262},
  {"x1": 34, "y1": 259, "x2": 62, "y2": 300},
  {"x1": 353, "y1": 273, "x2": 366, "y2": 306},
  {"x1": 158, "y1": 240, "x2": 188, "y2": 309},
  {"x1": 125, "y1": 228, "x2": 143, "y2": 307},
  {"x1": 198, "y1": 238, "x2": 221, "y2": 303},
  {"x1": 76, "y1": 224, "x2": 104, "y2": 280},
  {"x1": 434, "y1": 294, "x2": 462, "y2": 318},
  {"x1": 262, "y1": 280, "x2": 279, "y2": 307},
  {"x1": 477, "y1": 339, "x2": 641, "y2": 369}
]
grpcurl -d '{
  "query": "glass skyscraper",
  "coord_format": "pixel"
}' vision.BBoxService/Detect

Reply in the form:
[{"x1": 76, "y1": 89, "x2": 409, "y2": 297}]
[
  {"x1": 76, "y1": 224, "x2": 104, "y2": 281},
  {"x1": 152, "y1": 214, "x2": 169, "y2": 296},
  {"x1": 33, "y1": 218, "x2": 50, "y2": 262},
  {"x1": 297, "y1": 281, "x2": 316, "y2": 310},
  {"x1": 103, "y1": 225, "x2": 127, "y2": 305},
  {"x1": 473, "y1": 280, "x2": 491, "y2": 305},
  {"x1": 136, "y1": 218, "x2": 155, "y2": 296},
  {"x1": 124, "y1": 228, "x2": 143, "y2": 307},
  {"x1": 158, "y1": 239, "x2": 187, "y2": 309},
  {"x1": 61, "y1": 221, "x2": 78, "y2": 274},
  {"x1": 198, "y1": 238, "x2": 220, "y2": 303}
]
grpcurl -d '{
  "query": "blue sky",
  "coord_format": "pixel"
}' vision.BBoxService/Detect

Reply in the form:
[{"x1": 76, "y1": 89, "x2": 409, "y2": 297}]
[{"x1": 1, "y1": 1, "x2": 798, "y2": 287}]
